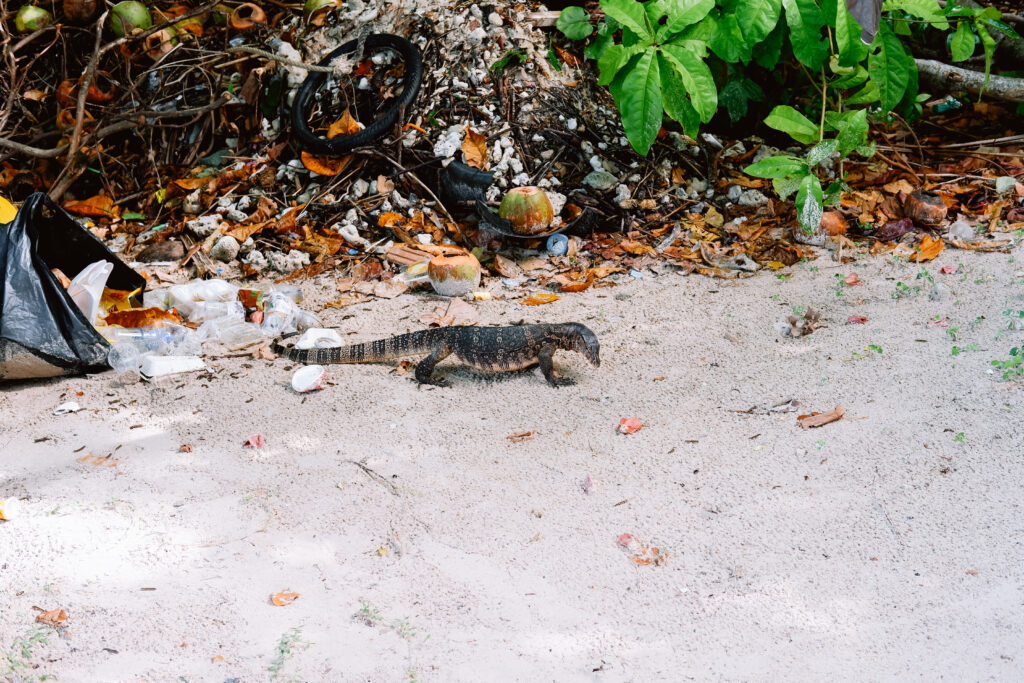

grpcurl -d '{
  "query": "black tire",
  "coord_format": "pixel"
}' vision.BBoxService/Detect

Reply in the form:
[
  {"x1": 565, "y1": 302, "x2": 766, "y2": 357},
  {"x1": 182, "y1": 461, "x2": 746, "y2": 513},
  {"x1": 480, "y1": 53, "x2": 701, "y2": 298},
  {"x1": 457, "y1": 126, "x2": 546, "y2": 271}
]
[{"x1": 291, "y1": 33, "x2": 423, "y2": 155}]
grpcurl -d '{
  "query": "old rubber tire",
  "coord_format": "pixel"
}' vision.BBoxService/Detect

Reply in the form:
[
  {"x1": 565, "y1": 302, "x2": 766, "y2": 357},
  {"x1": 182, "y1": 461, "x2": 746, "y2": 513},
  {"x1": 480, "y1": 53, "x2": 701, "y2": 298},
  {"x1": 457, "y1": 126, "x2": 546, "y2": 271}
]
[{"x1": 291, "y1": 33, "x2": 422, "y2": 155}]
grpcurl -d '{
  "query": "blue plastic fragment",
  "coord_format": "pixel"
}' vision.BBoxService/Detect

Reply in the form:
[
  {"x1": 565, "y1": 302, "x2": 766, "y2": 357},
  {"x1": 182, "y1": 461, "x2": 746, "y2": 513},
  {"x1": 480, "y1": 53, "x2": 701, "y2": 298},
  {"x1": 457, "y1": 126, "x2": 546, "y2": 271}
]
[
  {"x1": 629, "y1": 269, "x2": 643, "y2": 278},
  {"x1": 546, "y1": 234, "x2": 568, "y2": 256}
]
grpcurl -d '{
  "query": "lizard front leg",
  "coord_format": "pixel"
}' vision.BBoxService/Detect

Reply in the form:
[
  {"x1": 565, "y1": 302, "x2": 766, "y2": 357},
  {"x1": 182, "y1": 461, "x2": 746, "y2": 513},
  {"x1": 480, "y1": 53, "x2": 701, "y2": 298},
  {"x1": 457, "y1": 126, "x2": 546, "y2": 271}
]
[
  {"x1": 538, "y1": 345, "x2": 574, "y2": 387},
  {"x1": 415, "y1": 344, "x2": 453, "y2": 387}
]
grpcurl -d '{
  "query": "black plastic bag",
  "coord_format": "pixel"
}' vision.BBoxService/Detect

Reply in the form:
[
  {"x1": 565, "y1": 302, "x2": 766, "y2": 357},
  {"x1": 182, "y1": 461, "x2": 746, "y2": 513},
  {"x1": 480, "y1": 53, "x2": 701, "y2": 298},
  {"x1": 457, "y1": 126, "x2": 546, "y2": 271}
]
[{"x1": 0, "y1": 192, "x2": 145, "y2": 381}]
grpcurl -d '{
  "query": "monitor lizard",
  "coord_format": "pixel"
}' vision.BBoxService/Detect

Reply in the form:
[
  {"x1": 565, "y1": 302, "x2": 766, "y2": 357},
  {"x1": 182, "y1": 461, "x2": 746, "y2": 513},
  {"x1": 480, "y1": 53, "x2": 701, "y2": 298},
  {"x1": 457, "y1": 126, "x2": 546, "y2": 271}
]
[{"x1": 271, "y1": 323, "x2": 599, "y2": 387}]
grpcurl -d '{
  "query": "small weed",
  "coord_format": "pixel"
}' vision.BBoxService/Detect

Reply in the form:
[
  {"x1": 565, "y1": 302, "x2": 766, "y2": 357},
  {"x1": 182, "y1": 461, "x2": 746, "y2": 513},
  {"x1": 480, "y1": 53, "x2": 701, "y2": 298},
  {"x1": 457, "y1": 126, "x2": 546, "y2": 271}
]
[
  {"x1": 1003, "y1": 309, "x2": 1024, "y2": 330},
  {"x1": 951, "y1": 344, "x2": 978, "y2": 356},
  {"x1": 968, "y1": 315, "x2": 985, "y2": 330},
  {"x1": 833, "y1": 273, "x2": 847, "y2": 297},
  {"x1": 954, "y1": 432, "x2": 966, "y2": 443},
  {"x1": 268, "y1": 627, "x2": 311, "y2": 680},
  {"x1": 809, "y1": 266, "x2": 820, "y2": 273},
  {"x1": 892, "y1": 282, "x2": 919, "y2": 299},
  {"x1": 992, "y1": 347, "x2": 1024, "y2": 380},
  {"x1": 790, "y1": 305, "x2": 806, "y2": 316},
  {"x1": 2, "y1": 627, "x2": 52, "y2": 682},
  {"x1": 847, "y1": 345, "x2": 883, "y2": 361},
  {"x1": 776, "y1": 273, "x2": 792, "y2": 281},
  {"x1": 947, "y1": 326, "x2": 960, "y2": 342},
  {"x1": 356, "y1": 598, "x2": 382, "y2": 627},
  {"x1": 974, "y1": 270, "x2": 997, "y2": 284},
  {"x1": 916, "y1": 267, "x2": 934, "y2": 285}
]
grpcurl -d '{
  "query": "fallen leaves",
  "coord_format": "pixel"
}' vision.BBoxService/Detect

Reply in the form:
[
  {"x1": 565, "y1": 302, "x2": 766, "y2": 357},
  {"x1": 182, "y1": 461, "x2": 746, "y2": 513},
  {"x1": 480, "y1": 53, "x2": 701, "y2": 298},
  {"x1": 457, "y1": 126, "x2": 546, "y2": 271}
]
[
  {"x1": 616, "y1": 533, "x2": 667, "y2": 566},
  {"x1": 63, "y1": 194, "x2": 119, "y2": 219},
  {"x1": 270, "y1": 591, "x2": 299, "y2": 606},
  {"x1": 421, "y1": 298, "x2": 477, "y2": 327},
  {"x1": 243, "y1": 434, "x2": 264, "y2": 449},
  {"x1": 521, "y1": 292, "x2": 559, "y2": 306},
  {"x1": 506, "y1": 431, "x2": 535, "y2": 443},
  {"x1": 797, "y1": 405, "x2": 845, "y2": 430},
  {"x1": 847, "y1": 315, "x2": 868, "y2": 324},
  {"x1": 77, "y1": 455, "x2": 118, "y2": 467},
  {"x1": 617, "y1": 417, "x2": 643, "y2": 434},
  {"x1": 462, "y1": 128, "x2": 488, "y2": 170},
  {"x1": 36, "y1": 608, "x2": 68, "y2": 628},
  {"x1": 300, "y1": 151, "x2": 352, "y2": 177},
  {"x1": 910, "y1": 234, "x2": 944, "y2": 262}
]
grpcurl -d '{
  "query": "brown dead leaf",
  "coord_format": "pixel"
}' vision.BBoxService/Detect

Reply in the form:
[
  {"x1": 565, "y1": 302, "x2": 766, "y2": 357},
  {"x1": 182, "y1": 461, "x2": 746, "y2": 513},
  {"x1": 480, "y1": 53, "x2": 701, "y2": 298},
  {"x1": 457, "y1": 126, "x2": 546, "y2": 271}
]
[
  {"x1": 63, "y1": 194, "x2": 119, "y2": 219},
  {"x1": 559, "y1": 272, "x2": 594, "y2": 293},
  {"x1": 910, "y1": 234, "x2": 944, "y2": 262},
  {"x1": 376, "y1": 175, "x2": 394, "y2": 195},
  {"x1": 797, "y1": 405, "x2": 845, "y2": 430},
  {"x1": 521, "y1": 292, "x2": 559, "y2": 306},
  {"x1": 420, "y1": 298, "x2": 477, "y2": 327},
  {"x1": 172, "y1": 177, "x2": 210, "y2": 191},
  {"x1": 271, "y1": 591, "x2": 299, "y2": 606},
  {"x1": 506, "y1": 431, "x2": 535, "y2": 443},
  {"x1": 223, "y1": 220, "x2": 269, "y2": 243},
  {"x1": 377, "y1": 212, "x2": 406, "y2": 228},
  {"x1": 373, "y1": 279, "x2": 408, "y2": 299},
  {"x1": 462, "y1": 128, "x2": 488, "y2": 170},
  {"x1": 104, "y1": 307, "x2": 182, "y2": 328},
  {"x1": 493, "y1": 254, "x2": 523, "y2": 278},
  {"x1": 882, "y1": 179, "x2": 915, "y2": 195},
  {"x1": 179, "y1": 444, "x2": 193, "y2": 452},
  {"x1": 619, "y1": 240, "x2": 656, "y2": 255},
  {"x1": 36, "y1": 608, "x2": 68, "y2": 628},
  {"x1": 300, "y1": 151, "x2": 352, "y2": 177},
  {"x1": 327, "y1": 109, "x2": 361, "y2": 138},
  {"x1": 553, "y1": 46, "x2": 580, "y2": 67},
  {"x1": 671, "y1": 167, "x2": 686, "y2": 185},
  {"x1": 518, "y1": 256, "x2": 551, "y2": 272}
]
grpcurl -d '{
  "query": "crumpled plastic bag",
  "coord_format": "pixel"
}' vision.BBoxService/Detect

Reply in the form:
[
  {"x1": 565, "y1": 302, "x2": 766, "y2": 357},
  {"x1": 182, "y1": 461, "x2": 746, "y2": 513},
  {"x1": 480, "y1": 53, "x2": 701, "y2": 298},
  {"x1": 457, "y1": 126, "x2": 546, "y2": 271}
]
[{"x1": 0, "y1": 193, "x2": 145, "y2": 381}]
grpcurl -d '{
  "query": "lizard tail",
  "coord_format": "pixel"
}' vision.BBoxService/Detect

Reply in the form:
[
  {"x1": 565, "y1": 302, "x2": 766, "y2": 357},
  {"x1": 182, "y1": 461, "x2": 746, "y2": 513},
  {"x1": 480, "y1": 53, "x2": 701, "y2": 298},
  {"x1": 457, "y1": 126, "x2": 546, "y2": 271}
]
[{"x1": 272, "y1": 329, "x2": 440, "y2": 365}]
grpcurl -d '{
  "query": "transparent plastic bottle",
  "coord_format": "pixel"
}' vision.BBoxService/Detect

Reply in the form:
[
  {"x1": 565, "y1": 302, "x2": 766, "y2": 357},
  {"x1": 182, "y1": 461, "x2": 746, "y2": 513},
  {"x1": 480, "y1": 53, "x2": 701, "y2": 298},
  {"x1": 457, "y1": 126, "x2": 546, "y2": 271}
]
[
  {"x1": 189, "y1": 301, "x2": 245, "y2": 323},
  {"x1": 107, "y1": 343, "x2": 143, "y2": 384},
  {"x1": 261, "y1": 292, "x2": 298, "y2": 336}
]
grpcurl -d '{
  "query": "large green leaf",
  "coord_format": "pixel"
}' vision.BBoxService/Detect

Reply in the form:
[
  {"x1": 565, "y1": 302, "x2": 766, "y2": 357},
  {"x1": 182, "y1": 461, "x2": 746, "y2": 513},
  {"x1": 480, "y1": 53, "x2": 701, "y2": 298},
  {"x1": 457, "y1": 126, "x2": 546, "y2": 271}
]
[
  {"x1": 782, "y1": 0, "x2": 828, "y2": 69},
  {"x1": 658, "y1": 53, "x2": 701, "y2": 137},
  {"x1": 598, "y1": 43, "x2": 644, "y2": 85},
  {"x1": 708, "y1": 12, "x2": 750, "y2": 62},
  {"x1": 719, "y1": 76, "x2": 765, "y2": 122},
  {"x1": 868, "y1": 24, "x2": 911, "y2": 111},
  {"x1": 764, "y1": 105, "x2": 819, "y2": 144},
  {"x1": 609, "y1": 50, "x2": 663, "y2": 155},
  {"x1": 773, "y1": 176, "x2": 803, "y2": 200},
  {"x1": 795, "y1": 173, "x2": 824, "y2": 233},
  {"x1": 601, "y1": 0, "x2": 653, "y2": 41},
  {"x1": 659, "y1": 44, "x2": 718, "y2": 121},
  {"x1": 660, "y1": 0, "x2": 716, "y2": 34},
  {"x1": 556, "y1": 6, "x2": 594, "y2": 40},
  {"x1": 883, "y1": 0, "x2": 948, "y2": 29},
  {"x1": 744, "y1": 155, "x2": 810, "y2": 179},
  {"x1": 806, "y1": 138, "x2": 839, "y2": 165},
  {"x1": 834, "y1": 1, "x2": 869, "y2": 65},
  {"x1": 845, "y1": 78, "x2": 880, "y2": 105},
  {"x1": 976, "y1": 21, "x2": 995, "y2": 97},
  {"x1": 735, "y1": 0, "x2": 782, "y2": 43},
  {"x1": 832, "y1": 109, "x2": 869, "y2": 155},
  {"x1": 753, "y1": 20, "x2": 786, "y2": 69}
]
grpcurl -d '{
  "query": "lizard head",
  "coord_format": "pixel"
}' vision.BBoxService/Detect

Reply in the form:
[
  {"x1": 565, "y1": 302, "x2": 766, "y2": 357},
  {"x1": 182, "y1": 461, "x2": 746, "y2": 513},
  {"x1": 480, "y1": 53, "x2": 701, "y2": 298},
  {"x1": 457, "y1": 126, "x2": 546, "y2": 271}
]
[{"x1": 565, "y1": 323, "x2": 600, "y2": 367}]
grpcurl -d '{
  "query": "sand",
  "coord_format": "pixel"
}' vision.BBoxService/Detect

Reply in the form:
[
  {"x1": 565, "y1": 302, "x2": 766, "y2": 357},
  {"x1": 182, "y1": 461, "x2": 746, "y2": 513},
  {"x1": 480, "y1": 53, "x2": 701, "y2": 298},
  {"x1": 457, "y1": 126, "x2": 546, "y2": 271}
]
[{"x1": 2, "y1": 248, "x2": 1023, "y2": 681}]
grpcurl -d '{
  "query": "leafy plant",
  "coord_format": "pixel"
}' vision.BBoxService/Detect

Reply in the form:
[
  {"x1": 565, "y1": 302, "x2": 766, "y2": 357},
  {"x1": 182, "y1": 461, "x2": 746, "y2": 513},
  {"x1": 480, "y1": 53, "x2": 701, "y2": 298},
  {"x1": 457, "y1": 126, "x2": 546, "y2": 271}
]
[
  {"x1": 2, "y1": 627, "x2": 52, "y2": 682},
  {"x1": 892, "y1": 281, "x2": 920, "y2": 299},
  {"x1": 268, "y1": 627, "x2": 311, "y2": 680},
  {"x1": 992, "y1": 347, "x2": 1024, "y2": 380}
]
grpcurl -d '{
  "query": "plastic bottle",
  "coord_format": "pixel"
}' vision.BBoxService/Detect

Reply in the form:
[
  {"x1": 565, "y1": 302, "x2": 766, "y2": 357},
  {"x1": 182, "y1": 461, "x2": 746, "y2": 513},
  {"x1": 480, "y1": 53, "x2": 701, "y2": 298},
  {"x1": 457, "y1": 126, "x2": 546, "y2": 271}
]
[
  {"x1": 189, "y1": 300, "x2": 245, "y2": 323},
  {"x1": 261, "y1": 292, "x2": 298, "y2": 336},
  {"x1": 107, "y1": 343, "x2": 143, "y2": 384}
]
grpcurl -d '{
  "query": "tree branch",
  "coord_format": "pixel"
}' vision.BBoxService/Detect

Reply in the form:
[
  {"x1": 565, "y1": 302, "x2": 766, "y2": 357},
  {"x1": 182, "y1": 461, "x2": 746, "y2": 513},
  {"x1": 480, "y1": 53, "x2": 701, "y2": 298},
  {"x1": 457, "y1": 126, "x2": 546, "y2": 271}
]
[{"x1": 916, "y1": 58, "x2": 1024, "y2": 103}]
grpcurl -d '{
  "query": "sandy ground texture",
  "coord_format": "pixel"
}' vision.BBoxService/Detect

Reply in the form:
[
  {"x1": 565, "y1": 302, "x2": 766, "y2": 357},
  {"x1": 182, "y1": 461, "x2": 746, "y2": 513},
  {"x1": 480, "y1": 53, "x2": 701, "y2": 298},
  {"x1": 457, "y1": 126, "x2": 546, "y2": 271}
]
[{"x1": 2, "y1": 248, "x2": 1024, "y2": 682}]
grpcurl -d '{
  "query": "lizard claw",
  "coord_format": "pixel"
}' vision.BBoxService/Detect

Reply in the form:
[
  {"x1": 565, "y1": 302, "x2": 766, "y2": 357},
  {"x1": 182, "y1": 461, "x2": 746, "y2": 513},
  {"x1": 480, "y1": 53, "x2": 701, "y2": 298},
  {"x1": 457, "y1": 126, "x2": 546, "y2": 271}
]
[
  {"x1": 419, "y1": 377, "x2": 451, "y2": 388},
  {"x1": 547, "y1": 377, "x2": 575, "y2": 387}
]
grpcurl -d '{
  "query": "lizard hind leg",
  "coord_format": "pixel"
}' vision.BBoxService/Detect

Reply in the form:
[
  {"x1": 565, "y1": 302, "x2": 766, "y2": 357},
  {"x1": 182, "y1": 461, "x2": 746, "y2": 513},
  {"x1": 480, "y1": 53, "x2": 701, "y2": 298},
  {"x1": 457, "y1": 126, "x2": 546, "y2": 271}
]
[{"x1": 414, "y1": 344, "x2": 453, "y2": 387}]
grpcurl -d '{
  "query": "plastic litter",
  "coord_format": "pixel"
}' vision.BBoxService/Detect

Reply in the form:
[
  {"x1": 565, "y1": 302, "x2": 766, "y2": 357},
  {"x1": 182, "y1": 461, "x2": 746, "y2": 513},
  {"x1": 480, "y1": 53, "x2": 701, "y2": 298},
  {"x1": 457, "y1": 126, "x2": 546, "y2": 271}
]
[
  {"x1": 1, "y1": 193, "x2": 145, "y2": 381},
  {"x1": 53, "y1": 401, "x2": 81, "y2": 415},
  {"x1": 140, "y1": 355, "x2": 206, "y2": 379},
  {"x1": 295, "y1": 328, "x2": 344, "y2": 349},
  {"x1": 67, "y1": 260, "x2": 113, "y2": 325},
  {"x1": 546, "y1": 234, "x2": 569, "y2": 256},
  {"x1": 291, "y1": 364, "x2": 326, "y2": 392}
]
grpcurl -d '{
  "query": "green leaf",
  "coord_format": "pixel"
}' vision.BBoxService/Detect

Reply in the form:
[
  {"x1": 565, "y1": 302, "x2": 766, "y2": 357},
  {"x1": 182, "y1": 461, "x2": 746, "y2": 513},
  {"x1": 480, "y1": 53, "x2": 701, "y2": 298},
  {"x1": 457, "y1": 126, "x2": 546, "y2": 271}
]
[
  {"x1": 735, "y1": 0, "x2": 782, "y2": 43},
  {"x1": 122, "y1": 211, "x2": 146, "y2": 221},
  {"x1": 833, "y1": 109, "x2": 869, "y2": 155},
  {"x1": 763, "y1": 105, "x2": 819, "y2": 144},
  {"x1": 556, "y1": 6, "x2": 594, "y2": 40},
  {"x1": 834, "y1": 1, "x2": 869, "y2": 65},
  {"x1": 950, "y1": 19, "x2": 975, "y2": 61},
  {"x1": 598, "y1": 43, "x2": 641, "y2": 85},
  {"x1": 601, "y1": 0, "x2": 653, "y2": 41},
  {"x1": 806, "y1": 138, "x2": 839, "y2": 165},
  {"x1": 796, "y1": 173, "x2": 824, "y2": 233},
  {"x1": 548, "y1": 46, "x2": 562, "y2": 71},
  {"x1": 609, "y1": 50, "x2": 663, "y2": 155},
  {"x1": 823, "y1": 180, "x2": 844, "y2": 205},
  {"x1": 979, "y1": 17, "x2": 1021, "y2": 40},
  {"x1": 661, "y1": 0, "x2": 715, "y2": 34},
  {"x1": 658, "y1": 53, "x2": 701, "y2": 137},
  {"x1": 744, "y1": 155, "x2": 810, "y2": 179},
  {"x1": 868, "y1": 24, "x2": 911, "y2": 111},
  {"x1": 976, "y1": 21, "x2": 995, "y2": 98},
  {"x1": 845, "y1": 78, "x2": 880, "y2": 104},
  {"x1": 584, "y1": 30, "x2": 614, "y2": 60},
  {"x1": 659, "y1": 44, "x2": 718, "y2": 121},
  {"x1": 782, "y1": 0, "x2": 828, "y2": 69},
  {"x1": 719, "y1": 77, "x2": 765, "y2": 122},
  {"x1": 831, "y1": 64, "x2": 869, "y2": 89},
  {"x1": 708, "y1": 11, "x2": 750, "y2": 62},
  {"x1": 883, "y1": 0, "x2": 949, "y2": 29},
  {"x1": 773, "y1": 176, "x2": 803, "y2": 199}
]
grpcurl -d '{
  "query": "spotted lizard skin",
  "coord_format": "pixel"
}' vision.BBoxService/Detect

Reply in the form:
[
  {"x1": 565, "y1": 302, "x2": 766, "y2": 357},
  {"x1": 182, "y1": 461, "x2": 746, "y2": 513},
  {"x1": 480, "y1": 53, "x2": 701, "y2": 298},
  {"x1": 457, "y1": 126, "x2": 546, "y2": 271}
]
[{"x1": 272, "y1": 323, "x2": 600, "y2": 387}]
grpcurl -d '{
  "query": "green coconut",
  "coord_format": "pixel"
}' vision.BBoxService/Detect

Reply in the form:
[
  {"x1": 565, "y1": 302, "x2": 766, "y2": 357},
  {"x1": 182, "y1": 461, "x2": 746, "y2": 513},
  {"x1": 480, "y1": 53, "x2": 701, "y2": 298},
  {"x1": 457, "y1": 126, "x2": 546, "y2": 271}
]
[
  {"x1": 498, "y1": 186, "x2": 554, "y2": 236},
  {"x1": 110, "y1": 1, "x2": 152, "y2": 37}
]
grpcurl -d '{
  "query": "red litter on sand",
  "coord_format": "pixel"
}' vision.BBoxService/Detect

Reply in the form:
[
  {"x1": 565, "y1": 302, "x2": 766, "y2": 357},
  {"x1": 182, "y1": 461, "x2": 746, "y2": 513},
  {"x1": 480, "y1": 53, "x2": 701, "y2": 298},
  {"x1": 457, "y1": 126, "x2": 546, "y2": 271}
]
[
  {"x1": 618, "y1": 417, "x2": 643, "y2": 434},
  {"x1": 847, "y1": 315, "x2": 868, "y2": 324},
  {"x1": 243, "y1": 434, "x2": 264, "y2": 449}
]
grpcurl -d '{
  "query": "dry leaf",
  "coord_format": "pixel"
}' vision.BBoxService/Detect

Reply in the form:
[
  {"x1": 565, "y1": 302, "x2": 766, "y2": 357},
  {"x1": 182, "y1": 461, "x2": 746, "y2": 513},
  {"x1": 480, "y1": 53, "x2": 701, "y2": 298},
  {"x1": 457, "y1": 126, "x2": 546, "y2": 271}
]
[
  {"x1": 243, "y1": 434, "x2": 264, "y2": 449},
  {"x1": 559, "y1": 272, "x2": 594, "y2": 293},
  {"x1": 553, "y1": 46, "x2": 580, "y2": 67},
  {"x1": 104, "y1": 307, "x2": 182, "y2": 328},
  {"x1": 671, "y1": 167, "x2": 686, "y2": 185},
  {"x1": 844, "y1": 272, "x2": 861, "y2": 285},
  {"x1": 376, "y1": 175, "x2": 394, "y2": 194},
  {"x1": 493, "y1": 254, "x2": 523, "y2": 278},
  {"x1": 327, "y1": 109, "x2": 361, "y2": 138},
  {"x1": 300, "y1": 151, "x2": 352, "y2": 177},
  {"x1": 36, "y1": 608, "x2": 68, "y2": 628},
  {"x1": 618, "y1": 417, "x2": 643, "y2": 434},
  {"x1": 506, "y1": 431, "x2": 535, "y2": 443},
  {"x1": 171, "y1": 177, "x2": 210, "y2": 191},
  {"x1": 797, "y1": 405, "x2": 845, "y2": 430},
  {"x1": 882, "y1": 179, "x2": 915, "y2": 195},
  {"x1": 521, "y1": 292, "x2": 559, "y2": 306},
  {"x1": 847, "y1": 315, "x2": 868, "y2": 324},
  {"x1": 271, "y1": 591, "x2": 299, "y2": 606},
  {"x1": 63, "y1": 195, "x2": 119, "y2": 219},
  {"x1": 462, "y1": 128, "x2": 488, "y2": 170},
  {"x1": 77, "y1": 455, "x2": 118, "y2": 467},
  {"x1": 377, "y1": 212, "x2": 406, "y2": 228},
  {"x1": 420, "y1": 298, "x2": 477, "y2": 327},
  {"x1": 910, "y1": 234, "x2": 944, "y2": 262},
  {"x1": 939, "y1": 265, "x2": 957, "y2": 274},
  {"x1": 179, "y1": 444, "x2": 193, "y2": 452},
  {"x1": 373, "y1": 279, "x2": 408, "y2": 299}
]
